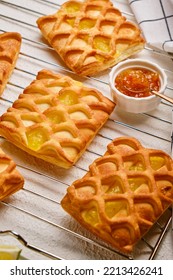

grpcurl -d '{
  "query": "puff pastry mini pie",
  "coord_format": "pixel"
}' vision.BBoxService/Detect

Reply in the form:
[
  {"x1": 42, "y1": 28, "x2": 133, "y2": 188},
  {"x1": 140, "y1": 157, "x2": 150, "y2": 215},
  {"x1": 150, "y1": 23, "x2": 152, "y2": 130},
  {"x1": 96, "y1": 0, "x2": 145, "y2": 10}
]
[
  {"x1": 0, "y1": 147, "x2": 24, "y2": 200},
  {"x1": 0, "y1": 32, "x2": 21, "y2": 96},
  {"x1": 61, "y1": 137, "x2": 173, "y2": 253},
  {"x1": 0, "y1": 69, "x2": 115, "y2": 168},
  {"x1": 37, "y1": 0, "x2": 145, "y2": 76}
]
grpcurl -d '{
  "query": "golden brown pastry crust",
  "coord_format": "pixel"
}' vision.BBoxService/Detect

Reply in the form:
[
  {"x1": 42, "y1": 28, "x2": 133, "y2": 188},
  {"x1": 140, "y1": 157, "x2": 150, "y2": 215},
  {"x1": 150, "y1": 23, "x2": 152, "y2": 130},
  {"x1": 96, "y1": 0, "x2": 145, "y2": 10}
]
[
  {"x1": 61, "y1": 137, "x2": 173, "y2": 253},
  {"x1": 0, "y1": 69, "x2": 115, "y2": 168},
  {"x1": 37, "y1": 0, "x2": 145, "y2": 76},
  {"x1": 0, "y1": 146, "x2": 24, "y2": 200},
  {"x1": 0, "y1": 32, "x2": 21, "y2": 96}
]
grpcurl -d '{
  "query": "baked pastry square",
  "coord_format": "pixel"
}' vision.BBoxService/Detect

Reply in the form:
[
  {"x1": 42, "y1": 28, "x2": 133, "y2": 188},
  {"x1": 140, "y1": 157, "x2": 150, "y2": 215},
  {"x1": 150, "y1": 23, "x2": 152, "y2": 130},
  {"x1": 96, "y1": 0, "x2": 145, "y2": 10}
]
[
  {"x1": 0, "y1": 69, "x2": 115, "y2": 168},
  {"x1": 61, "y1": 137, "x2": 173, "y2": 253},
  {"x1": 0, "y1": 32, "x2": 21, "y2": 96},
  {"x1": 37, "y1": 0, "x2": 145, "y2": 76},
  {"x1": 0, "y1": 146, "x2": 24, "y2": 200}
]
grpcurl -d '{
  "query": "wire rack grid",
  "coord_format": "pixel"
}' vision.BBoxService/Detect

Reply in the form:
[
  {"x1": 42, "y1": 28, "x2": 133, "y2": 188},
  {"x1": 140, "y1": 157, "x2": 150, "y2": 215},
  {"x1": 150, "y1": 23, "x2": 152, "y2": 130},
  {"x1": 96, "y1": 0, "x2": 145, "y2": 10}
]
[{"x1": 0, "y1": 0, "x2": 173, "y2": 260}]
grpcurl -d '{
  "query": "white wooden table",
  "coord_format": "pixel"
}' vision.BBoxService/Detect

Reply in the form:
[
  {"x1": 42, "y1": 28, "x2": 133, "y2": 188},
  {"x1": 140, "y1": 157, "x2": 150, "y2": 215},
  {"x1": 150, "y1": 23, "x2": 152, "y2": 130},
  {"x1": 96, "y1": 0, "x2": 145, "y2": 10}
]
[{"x1": 0, "y1": 0, "x2": 173, "y2": 260}]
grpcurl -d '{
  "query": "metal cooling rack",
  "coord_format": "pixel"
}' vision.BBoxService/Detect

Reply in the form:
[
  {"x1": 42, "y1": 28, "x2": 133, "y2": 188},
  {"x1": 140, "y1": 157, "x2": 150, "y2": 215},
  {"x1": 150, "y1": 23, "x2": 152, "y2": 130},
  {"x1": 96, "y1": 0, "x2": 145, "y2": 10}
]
[{"x1": 0, "y1": 0, "x2": 173, "y2": 260}]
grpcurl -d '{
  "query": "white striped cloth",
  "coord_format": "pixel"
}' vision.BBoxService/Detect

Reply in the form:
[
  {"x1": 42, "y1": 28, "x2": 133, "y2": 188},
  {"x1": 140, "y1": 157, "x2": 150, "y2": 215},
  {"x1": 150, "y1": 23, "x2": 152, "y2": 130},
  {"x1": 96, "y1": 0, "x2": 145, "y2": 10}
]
[{"x1": 128, "y1": 0, "x2": 173, "y2": 53}]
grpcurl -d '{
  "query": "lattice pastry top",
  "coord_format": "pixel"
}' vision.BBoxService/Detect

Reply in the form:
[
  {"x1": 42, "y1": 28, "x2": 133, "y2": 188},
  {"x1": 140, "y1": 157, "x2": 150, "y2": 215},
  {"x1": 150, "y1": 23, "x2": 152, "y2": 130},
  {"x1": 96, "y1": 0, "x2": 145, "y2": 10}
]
[
  {"x1": 61, "y1": 137, "x2": 173, "y2": 253},
  {"x1": 37, "y1": 0, "x2": 145, "y2": 76},
  {"x1": 0, "y1": 69, "x2": 115, "y2": 168},
  {"x1": 0, "y1": 32, "x2": 21, "y2": 96},
  {"x1": 0, "y1": 146, "x2": 24, "y2": 200}
]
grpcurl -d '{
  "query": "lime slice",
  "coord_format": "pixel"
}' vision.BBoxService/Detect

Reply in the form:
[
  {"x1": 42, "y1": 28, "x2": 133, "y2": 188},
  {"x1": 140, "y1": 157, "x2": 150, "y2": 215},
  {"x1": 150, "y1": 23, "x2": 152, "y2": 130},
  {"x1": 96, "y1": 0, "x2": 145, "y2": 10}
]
[{"x1": 0, "y1": 245, "x2": 22, "y2": 260}]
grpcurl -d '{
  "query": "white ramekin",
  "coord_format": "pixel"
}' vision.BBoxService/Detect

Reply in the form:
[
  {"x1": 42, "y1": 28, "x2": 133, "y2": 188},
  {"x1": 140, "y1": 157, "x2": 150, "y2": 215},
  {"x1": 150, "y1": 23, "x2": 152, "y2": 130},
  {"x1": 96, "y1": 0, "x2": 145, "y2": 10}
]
[{"x1": 109, "y1": 59, "x2": 167, "y2": 113}]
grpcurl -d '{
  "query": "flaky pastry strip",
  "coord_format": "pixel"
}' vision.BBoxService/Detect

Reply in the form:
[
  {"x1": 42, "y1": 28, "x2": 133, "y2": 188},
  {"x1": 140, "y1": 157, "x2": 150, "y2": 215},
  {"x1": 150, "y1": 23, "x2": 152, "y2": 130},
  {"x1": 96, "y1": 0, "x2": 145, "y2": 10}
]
[
  {"x1": 0, "y1": 69, "x2": 115, "y2": 168},
  {"x1": 61, "y1": 137, "x2": 173, "y2": 253},
  {"x1": 0, "y1": 32, "x2": 22, "y2": 96},
  {"x1": 37, "y1": 0, "x2": 145, "y2": 76},
  {"x1": 0, "y1": 146, "x2": 24, "y2": 200}
]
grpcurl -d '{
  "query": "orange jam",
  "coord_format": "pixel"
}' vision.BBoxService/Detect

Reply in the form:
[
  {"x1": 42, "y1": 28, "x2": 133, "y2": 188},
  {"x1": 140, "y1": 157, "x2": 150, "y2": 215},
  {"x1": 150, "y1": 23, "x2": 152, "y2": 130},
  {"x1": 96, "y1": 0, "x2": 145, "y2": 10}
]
[{"x1": 115, "y1": 67, "x2": 160, "y2": 98}]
